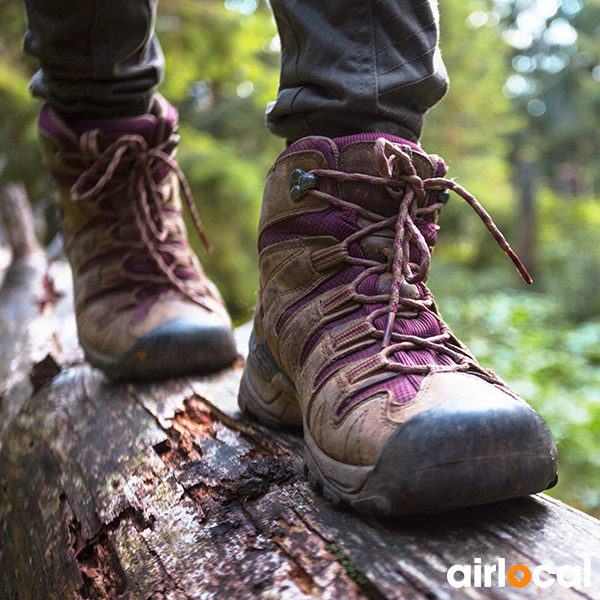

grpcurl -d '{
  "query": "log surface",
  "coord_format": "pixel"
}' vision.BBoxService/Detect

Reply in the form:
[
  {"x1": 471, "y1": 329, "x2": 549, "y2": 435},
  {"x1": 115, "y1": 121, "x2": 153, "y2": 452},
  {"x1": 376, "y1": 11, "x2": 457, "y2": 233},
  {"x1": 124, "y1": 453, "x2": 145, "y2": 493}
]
[{"x1": 0, "y1": 202, "x2": 599, "y2": 600}]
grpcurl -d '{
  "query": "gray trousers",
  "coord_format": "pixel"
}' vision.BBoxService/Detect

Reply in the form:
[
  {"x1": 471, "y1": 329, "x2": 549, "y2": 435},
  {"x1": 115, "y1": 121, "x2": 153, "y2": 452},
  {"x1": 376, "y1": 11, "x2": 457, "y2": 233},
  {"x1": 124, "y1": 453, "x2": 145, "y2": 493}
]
[{"x1": 23, "y1": 0, "x2": 448, "y2": 143}]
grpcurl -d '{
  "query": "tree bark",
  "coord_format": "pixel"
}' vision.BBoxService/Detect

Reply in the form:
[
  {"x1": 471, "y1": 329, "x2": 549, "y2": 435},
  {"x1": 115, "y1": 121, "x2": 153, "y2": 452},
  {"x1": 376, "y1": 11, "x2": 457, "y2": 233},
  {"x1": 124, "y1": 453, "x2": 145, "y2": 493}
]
[{"x1": 1, "y1": 190, "x2": 599, "y2": 600}]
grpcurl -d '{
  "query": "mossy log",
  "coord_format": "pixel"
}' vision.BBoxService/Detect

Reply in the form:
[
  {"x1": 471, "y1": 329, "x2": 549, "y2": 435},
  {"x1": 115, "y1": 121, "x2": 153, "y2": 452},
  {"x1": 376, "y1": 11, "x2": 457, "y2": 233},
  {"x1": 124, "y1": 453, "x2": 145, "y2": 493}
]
[{"x1": 1, "y1": 188, "x2": 599, "y2": 600}]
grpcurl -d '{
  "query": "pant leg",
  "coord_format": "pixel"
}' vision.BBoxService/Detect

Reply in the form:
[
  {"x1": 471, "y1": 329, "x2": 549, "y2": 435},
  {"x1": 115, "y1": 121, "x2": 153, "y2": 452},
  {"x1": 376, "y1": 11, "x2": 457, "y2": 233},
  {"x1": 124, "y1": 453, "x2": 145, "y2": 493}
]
[
  {"x1": 23, "y1": 0, "x2": 163, "y2": 119},
  {"x1": 267, "y1": 0, "x2": 449, "y2": 143}
]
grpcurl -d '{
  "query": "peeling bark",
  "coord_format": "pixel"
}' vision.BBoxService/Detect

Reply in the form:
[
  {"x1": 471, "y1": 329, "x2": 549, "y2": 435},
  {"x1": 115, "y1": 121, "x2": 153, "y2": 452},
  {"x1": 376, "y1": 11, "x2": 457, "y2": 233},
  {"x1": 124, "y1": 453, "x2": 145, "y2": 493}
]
[{"x1": 1, "y1": 193, "x2": 600, "y2": 599}]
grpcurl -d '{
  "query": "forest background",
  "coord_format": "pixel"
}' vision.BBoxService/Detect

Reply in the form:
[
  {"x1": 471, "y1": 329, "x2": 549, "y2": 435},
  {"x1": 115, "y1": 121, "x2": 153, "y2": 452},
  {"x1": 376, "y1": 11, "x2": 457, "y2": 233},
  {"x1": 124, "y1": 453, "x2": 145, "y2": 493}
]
[{"x1": 0, "y1": 0, "x2": 599, "y2": 517}]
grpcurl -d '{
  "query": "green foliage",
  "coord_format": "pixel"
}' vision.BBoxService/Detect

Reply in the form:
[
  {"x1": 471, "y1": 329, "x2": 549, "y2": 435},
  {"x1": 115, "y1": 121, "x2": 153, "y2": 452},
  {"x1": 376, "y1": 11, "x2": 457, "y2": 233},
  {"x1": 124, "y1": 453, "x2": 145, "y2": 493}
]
[
  {"x1": 429, "y1": 284, "x2": 600, "y2": 517},
  {"x1": 177, "y1": 125, "x2": 270, "y2": 322},
  {"x1": 537, "y1": 188, "x2": 600, "y2": 320},
  {"x1": 325, "y1": 543, "x2": 369, "y2": 587},
  {"x1": 426, "y1": 0, "x2": 521, "y2": 160},
  {"x1": 0, "y1": 59, "x2": 43, "y2": 192},
  {"x1": 155, "y1": 0, "x2": 281, "y2": 323},
  {"x1": 422, "y1": 0, "x2": 525, "y2": 273},
  {"x1": 0, "y1": 1, "x2": 47, "y2": 199}
]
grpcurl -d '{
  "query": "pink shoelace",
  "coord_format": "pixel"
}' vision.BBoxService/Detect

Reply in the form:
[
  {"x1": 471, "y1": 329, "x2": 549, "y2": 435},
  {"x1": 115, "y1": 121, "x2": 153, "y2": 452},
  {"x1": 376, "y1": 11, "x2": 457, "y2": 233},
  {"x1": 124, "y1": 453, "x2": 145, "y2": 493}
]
[
  {"x1": 69, "y1": 129, "x2": 214, "y2": 311},
  {"x1": 306, "y1": 138, "x2": 531, "y2": 384}
]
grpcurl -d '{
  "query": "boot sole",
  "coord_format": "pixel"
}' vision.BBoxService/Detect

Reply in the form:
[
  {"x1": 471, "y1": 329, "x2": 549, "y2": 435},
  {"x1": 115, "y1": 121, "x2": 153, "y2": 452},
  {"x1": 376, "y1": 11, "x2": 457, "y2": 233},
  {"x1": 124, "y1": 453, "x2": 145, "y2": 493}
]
[
  {"x1": 82, "y1": 317, "x2": 238, "y2": 381},
  {"x1": 239, "y1": 330, "x2": 558, "y2": 516}
]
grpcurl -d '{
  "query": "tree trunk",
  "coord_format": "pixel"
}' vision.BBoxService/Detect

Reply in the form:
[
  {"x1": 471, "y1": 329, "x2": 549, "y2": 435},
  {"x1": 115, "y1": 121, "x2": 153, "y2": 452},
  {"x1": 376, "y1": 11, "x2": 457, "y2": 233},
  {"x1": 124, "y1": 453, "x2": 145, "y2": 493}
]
[
  {"x1": 1, "y1": 189, "x2": 599, "y2": 600},
  {"x1": 515, "y1": 158, "x2": 537, "y2": 279}
]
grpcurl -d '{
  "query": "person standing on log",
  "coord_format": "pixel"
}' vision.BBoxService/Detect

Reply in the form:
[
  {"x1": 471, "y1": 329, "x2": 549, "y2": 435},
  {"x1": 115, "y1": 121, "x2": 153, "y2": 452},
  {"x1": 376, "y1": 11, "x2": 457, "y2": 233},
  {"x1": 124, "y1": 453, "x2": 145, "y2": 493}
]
[{"x1": 22, "y1": 0, "x2": 558, "y2": 515}]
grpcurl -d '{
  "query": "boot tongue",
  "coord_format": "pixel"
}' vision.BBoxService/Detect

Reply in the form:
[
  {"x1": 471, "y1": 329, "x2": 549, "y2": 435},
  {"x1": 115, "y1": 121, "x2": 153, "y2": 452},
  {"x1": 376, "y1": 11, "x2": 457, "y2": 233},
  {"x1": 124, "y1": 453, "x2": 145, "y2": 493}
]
[
  {"x1": 70, "y1": 96, "x2": 177, "y2": 146},
  {"x1": 71, "y1": 114, "x2": 160, "y2": 146},
  {"x1": 332, "y1": 133, "x2": 444, "y2": 297},
  {"x1": 333, "y1": 132, "x2": 438, "y2": 217}
]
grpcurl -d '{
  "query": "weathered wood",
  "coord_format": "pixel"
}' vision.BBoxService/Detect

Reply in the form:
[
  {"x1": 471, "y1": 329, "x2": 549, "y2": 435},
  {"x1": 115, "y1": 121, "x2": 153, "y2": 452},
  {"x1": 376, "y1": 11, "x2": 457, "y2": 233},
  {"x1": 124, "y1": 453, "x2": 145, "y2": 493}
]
[
  {"x1": 0, "y1": 183, "x2": 62, "y2": 440},
  {"x1": 1, "y1": 198, "x2": 599, "y2": 599}
]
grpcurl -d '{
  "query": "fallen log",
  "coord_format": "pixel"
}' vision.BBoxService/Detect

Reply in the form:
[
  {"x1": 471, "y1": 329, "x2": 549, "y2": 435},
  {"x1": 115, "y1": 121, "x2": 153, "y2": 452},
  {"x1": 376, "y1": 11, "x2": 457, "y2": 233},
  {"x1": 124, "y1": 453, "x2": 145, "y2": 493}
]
[
  {"x1": 0, "y1": 183, "x2": 61, "y2": 439},
  {"x1": 1, "y1": 192, "x2": 599, "y2": 600}
]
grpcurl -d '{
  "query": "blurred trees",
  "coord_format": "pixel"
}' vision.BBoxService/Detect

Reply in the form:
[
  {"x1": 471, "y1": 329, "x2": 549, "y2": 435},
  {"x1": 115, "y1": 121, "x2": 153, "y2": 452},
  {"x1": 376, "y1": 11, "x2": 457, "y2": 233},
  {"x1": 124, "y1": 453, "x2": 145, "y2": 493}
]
[
  {"x1": 155, "y1": 0, "x2": 282, "y2": 320},
  {"x1": 424, "y1": 0, "x2": 600, "y2": 319},
  {"x1": 0, "y1": 1, "x2": 46, "y2": 199},
  {"x1": 497, "y1": 0, "x2": 600, "y2": 193}
]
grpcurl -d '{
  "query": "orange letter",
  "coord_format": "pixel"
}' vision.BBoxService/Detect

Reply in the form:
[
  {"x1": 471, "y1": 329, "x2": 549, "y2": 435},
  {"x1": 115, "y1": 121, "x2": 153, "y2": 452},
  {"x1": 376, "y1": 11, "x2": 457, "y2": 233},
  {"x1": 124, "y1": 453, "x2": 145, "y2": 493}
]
[{"x1": 507, "y1": 564, "x2": 531, "y2": 588}]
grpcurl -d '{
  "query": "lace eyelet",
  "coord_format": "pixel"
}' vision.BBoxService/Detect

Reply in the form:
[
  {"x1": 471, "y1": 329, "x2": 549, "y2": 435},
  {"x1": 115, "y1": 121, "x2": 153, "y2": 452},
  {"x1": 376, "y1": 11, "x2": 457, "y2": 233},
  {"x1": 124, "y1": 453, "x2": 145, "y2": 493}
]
[{"x1": 290, "y1": 168, "x2": 320, "y2": 201}]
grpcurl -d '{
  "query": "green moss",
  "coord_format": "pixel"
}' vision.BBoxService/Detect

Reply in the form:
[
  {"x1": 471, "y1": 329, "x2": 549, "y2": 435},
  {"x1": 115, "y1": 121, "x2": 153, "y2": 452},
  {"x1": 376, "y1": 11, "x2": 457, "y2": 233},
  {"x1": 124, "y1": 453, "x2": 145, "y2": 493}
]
[{"x1": 325, "y1": 542, "x2": 369, "y2": 587}]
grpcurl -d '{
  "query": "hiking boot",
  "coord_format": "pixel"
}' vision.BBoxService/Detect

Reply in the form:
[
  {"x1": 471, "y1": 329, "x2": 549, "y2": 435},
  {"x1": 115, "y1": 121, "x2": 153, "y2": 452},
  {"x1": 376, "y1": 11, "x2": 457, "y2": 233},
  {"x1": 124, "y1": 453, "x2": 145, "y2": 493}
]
[
  {"x1": 39, "y1": 95, "x2": 237, "y2": 380},
  {"x1": 239, "y1": 133, "x2": 558, "y2": 515}
]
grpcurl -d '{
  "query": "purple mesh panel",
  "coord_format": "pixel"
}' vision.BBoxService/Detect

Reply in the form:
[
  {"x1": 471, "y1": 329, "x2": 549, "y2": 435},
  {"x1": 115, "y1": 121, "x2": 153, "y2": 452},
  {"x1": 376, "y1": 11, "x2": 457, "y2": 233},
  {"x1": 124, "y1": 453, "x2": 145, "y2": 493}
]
[
  {"x1": 259, "y1": 207, "x2": 363, "y2": 253},
  {"x1": 71, "y1": 114, "x2": 159, "y2": 145},
  {"x1": 357, "y1": 273, "x2": 379, "y2": 296},
  {"x1": 73, "y1": 216, "x2": 114, "y2": 241},
  {"x1": 270, "y1": 208, "x2": 365, "y2": 335},
  {"x1": 333, "y1": 132, "x2": 422, "y2": 153},
  {"x1": 125, "y1": 257, "x2": 160, "y2": 275},
  {"x1": 258, "y1": 227, "x2": 307, "y2": 253},
  {"x1": 336, "y1": 356, "x2": 444, "y2": 415},
  {"x1": 160, "y1": 251, "x2": 175, "y2": 265},
  {"x1": 356, "y1": 275, "x2": 441, "y2": 340},
  {"x1": 138, "y1": 284, "x2": 172, "y2": 300},
  {"x1": 279, "y1": 138, "x2": 338, "y2": 168},
  {"x1": 434, "y1": 157, "x2": 448, "y2": 177},
  {"x1": 319, "y1": 335, "x2": 456, "y2": 415},
  {"x1": 175, "y1": 268, "x2": 197, "y2": 280},
  {"x1": 124, "y1": 250, "x2": 183, "y2": 276},
  {"x1": 79, "y1": 248, "x2": 126, "y2": 274},
  {"x1": 83, "y1": 284, "x2": 131, "y2": 307},
  {"x1": 278, "y1": 264, "x2": 359, "y2": 336},
  {"x1": 259, "y1": 208, "x2": 344, "y2": 252},
  {"x1": 313, "y1": 273, "x2": 440, "y2": 391},
  {"x1": 296, "y1": 265, "x2": 364, "y2": 359},
  {"x1": 311, "y1": 267, "x2": 456, "y2": 412},
  {"x1": 315, "y1": 326, "x2": 381, "y2": 389}
]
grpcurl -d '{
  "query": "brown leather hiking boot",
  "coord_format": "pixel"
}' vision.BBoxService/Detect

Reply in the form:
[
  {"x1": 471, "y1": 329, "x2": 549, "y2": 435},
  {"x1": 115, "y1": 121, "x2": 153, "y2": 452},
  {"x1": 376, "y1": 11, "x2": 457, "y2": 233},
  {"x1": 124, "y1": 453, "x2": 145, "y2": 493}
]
[
  {"x1": 239, "y1": 133, "x2": 558, "y2": 515},
  {"x1": 39, "y1": 95, "x2": 237, "y2": 380}
]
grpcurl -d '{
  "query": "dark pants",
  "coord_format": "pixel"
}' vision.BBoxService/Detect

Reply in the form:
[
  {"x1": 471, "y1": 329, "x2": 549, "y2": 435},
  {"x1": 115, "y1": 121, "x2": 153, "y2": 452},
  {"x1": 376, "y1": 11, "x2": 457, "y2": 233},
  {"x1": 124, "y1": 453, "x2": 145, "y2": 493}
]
[{"x1": 23, "y1": 0, "x2": 448, "y2": 142}]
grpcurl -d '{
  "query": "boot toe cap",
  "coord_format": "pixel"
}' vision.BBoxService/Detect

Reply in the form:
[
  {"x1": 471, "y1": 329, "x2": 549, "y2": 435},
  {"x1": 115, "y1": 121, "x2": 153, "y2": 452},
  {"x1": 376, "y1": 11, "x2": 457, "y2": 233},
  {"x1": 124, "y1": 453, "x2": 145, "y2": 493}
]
[
  {"x1": 354, "y1": 382, "x2": 558, "y2": 515},
  {"x1": 85, "y1": 315, "x2": 238, "y2": 380}
]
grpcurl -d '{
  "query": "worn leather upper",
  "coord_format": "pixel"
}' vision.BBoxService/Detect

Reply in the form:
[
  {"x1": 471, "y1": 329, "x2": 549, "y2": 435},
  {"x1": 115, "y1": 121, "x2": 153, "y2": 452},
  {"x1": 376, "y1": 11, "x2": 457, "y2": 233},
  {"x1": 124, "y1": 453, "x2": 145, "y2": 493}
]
[
  {"x1": 254, "y1": 134, "x2": 526, "y2": 465},
  {"x1": 39, "y1": 96, "x2": 231, "y2": 361}
]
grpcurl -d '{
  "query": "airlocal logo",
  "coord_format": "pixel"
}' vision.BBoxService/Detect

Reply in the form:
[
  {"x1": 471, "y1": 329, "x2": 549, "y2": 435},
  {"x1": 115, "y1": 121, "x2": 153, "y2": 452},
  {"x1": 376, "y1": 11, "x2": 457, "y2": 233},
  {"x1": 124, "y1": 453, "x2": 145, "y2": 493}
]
[{"x1": 447, "y1": 558, "x2": 592, "y2": 589}]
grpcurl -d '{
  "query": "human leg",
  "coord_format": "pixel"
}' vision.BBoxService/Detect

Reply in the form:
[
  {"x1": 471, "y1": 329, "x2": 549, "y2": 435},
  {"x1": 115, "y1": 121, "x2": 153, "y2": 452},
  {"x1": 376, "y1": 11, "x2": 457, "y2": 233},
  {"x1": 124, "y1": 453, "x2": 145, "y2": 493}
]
[
  {"x1": 266, "y1": 0, "x2": 449, "y2": 143},
  {"x1": 240, "y1": 0, "x2": 557, "y2": 514},
  {"x1": 23, "y1": 0, "x2": 163, "y2": 119}
]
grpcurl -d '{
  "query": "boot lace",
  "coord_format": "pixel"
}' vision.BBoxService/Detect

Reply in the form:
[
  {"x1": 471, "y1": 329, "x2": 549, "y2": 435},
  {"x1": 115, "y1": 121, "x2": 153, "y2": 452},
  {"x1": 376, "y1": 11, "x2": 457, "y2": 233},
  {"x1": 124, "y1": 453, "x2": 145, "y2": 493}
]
[
  {"x1": 305, "y1": 138, "x2": 531, "y2": 385},
  {"x1": 68, "y1": 128, "x2": 215, "y2": 311}
]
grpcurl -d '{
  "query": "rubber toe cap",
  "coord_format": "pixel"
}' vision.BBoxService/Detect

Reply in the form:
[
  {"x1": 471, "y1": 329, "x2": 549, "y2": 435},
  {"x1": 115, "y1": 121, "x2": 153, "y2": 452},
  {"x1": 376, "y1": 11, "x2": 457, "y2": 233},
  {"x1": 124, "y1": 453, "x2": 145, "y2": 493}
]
[
  {"x1": 93, "y1": 316, "x2": 238, "y2": 380},
  {"x1": 354, "y1": 377, "x2": 558, "y2": 515}
]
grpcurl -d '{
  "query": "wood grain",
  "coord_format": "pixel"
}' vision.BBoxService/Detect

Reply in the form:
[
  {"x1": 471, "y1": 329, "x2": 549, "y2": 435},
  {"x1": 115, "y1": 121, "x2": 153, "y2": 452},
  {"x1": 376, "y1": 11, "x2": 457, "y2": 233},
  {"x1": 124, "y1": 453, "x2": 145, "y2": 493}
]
[{"x1": 0, "y1": 245, "x2": 599, "y2": 598}]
